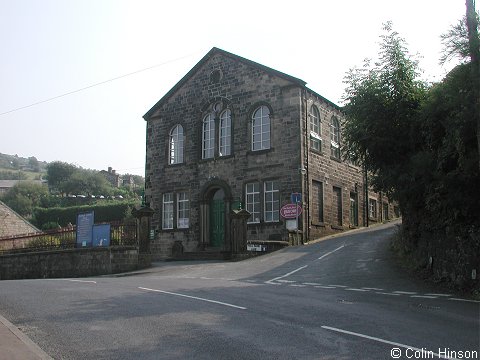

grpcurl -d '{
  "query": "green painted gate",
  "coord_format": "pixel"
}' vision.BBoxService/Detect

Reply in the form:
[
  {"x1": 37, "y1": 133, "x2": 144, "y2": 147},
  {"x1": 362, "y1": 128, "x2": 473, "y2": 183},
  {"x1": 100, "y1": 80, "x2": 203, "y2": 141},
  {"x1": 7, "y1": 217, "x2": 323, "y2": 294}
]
[{"x1": 210, "y1": 199, "x2": 225, "y2": 247}]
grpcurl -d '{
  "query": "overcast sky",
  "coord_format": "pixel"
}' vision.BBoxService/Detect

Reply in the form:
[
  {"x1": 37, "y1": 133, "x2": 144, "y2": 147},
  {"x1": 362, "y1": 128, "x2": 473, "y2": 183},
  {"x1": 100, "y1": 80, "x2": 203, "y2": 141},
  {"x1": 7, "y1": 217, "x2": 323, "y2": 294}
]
[{"x1": 0, "y1": 0, "x2": 475, "y2": 176}]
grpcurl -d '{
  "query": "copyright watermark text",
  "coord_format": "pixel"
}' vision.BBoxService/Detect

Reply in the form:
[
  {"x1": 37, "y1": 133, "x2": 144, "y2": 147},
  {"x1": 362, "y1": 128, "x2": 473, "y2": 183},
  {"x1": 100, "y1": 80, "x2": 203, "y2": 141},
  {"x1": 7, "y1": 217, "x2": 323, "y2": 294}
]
[{"x1": 390, "y1": 347, "x2": 478, "y2": 359}]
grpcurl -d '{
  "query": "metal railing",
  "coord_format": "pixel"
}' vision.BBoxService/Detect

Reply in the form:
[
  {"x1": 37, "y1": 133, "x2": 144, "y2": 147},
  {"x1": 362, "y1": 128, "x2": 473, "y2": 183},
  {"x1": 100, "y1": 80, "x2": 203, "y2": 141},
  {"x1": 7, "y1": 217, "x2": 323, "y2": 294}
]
[
  {"x1": 110, "y1": 222, "x2": 137, "y2": 247},
  {"x1": 0, "y1": 222, "x2": 137, "y2": 255}
]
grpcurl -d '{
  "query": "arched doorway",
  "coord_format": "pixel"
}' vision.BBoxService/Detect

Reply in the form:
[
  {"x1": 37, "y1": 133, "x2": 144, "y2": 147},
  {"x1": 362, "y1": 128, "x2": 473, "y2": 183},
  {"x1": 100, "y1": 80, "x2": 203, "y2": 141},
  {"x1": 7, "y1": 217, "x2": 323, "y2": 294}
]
[
  {"x1": 199, "y1": 180, "x2": 232, "y2": 250},
  {"x1": 210, "y1": 189, "x2": 225, "y2": 247}
]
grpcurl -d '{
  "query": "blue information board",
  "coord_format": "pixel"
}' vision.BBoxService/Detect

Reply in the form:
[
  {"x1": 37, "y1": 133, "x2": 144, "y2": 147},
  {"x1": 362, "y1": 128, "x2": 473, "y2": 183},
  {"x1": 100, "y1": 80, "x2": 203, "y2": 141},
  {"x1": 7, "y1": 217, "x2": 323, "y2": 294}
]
[
  {"x1": 76, "y1": 211, "x2": 94, "y2": 247},
  {"x1": 92, "y1": 224, "x2": 111, "y2": 247}
]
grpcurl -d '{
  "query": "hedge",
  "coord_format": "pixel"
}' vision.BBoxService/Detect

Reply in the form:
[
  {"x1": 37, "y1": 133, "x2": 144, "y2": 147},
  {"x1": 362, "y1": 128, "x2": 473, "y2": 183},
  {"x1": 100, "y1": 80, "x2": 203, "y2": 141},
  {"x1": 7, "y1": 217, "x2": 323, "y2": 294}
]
[{"x1": 33, "y1": 201, "x2": 139, "y2": 228}]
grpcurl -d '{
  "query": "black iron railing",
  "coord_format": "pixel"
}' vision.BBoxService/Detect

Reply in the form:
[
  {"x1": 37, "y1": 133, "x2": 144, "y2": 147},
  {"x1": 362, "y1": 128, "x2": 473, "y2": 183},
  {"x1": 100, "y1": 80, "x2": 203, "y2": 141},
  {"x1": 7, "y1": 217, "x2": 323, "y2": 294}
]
[
  {"x1": 110, "y1": 222, "x2": 137, "y2": 247},
  {"x1": 0, "y1": 222, "x2": 137, "y2": 255}
]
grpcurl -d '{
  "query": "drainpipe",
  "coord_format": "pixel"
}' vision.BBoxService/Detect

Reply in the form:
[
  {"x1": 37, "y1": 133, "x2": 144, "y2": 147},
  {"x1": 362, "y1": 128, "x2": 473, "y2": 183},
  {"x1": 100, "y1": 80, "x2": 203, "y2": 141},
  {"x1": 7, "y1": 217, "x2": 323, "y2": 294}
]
[
  {"x1": 364, "y1": 156, "x2": 369, "y2": 227},
  {"x1": 300, "y1": 89, "x2": 310, "y2": 242},
  {"x1": 303, "y1": 89, "x2": 310, "y2": 243}
]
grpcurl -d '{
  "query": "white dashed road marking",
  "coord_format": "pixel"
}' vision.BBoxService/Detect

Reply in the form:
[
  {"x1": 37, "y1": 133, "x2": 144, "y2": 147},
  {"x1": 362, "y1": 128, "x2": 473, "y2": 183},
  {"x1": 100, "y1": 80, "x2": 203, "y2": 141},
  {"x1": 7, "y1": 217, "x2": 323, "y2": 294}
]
[
  {"x1": 321, "y1": 326, "x2": 452, "y2": 360},
  {"x1": 139, "y1": 287, "x2": 247, "y2": 310},
  {"x1": 265, "y1": 265, "x2": 308, "y2": 284},
  {"x1": 449, "y1": 298, "x2": 480, "y2": 304},
  {"x1": 376, "y1": 292, "x2": 401, "y2": 296},
  {"x1": 345, "y1": 288, "x2": 369, "y2": 292},
  {"x1": 317, "y1": 244, "x2": 345, "y2": 260}
]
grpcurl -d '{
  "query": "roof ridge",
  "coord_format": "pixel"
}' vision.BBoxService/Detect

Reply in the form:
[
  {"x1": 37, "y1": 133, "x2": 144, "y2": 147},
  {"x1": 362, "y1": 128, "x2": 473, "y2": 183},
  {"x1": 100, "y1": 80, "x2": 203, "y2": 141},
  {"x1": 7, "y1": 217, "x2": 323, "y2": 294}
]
[{"x1": 143, "y1": 47, "x2": 307, "y2": 120}]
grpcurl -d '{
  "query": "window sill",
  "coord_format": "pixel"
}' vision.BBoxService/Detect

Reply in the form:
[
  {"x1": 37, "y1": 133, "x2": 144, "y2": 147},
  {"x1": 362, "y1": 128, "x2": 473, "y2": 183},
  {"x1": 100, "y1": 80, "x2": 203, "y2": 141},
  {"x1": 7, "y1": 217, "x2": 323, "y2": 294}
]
[
  {"x1": 199, "y1": 157, "x2": 215, "y2": 163},
  {"x1": 247, "y1": 220, "x2": 281, "y2": 226},
  {"x1": 199, "y1": 154, "x2": 235, "y2": 163},
  {"x1": 310, "y1": 149, "x2": 324, "y2": 156},
  {"x1": 247, "y1": 148, "x2": 274, "y2": 156},
  {"x1": 330, "y1": 155, "x2": 342, "y2": 163},
  {"x1": 167, "y1": 162, "x2": 185, "y2": 168},
  {"x1": 160, "y1": 228, "x2": 189, "y2": 232},
  {"x1": 311, "y1": 221, "x2": 326, "y2": 227},
  {"x1": 331, "y1": 225, "x2": 344, "y2": 230}
]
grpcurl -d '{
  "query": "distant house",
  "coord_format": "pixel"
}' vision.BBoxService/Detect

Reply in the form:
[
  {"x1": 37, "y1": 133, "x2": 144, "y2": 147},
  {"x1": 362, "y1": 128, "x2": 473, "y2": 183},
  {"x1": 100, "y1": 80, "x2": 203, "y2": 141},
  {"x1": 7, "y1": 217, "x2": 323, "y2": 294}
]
[
  {"x1": 0, "y1": 180, "x2": 44, "y2": 195},
  {"x1": 0, "y1": 180, "x2": 19, "y2": 195},
  {"x1": 100, "y1": 167, "x2": 122, "y2": 188},
  {"x1": 0, "y1": 200, "x2": 39, "y2": 237},
  {"x1": 122, "y1": 175, "x2": 135, "y2": 190}
]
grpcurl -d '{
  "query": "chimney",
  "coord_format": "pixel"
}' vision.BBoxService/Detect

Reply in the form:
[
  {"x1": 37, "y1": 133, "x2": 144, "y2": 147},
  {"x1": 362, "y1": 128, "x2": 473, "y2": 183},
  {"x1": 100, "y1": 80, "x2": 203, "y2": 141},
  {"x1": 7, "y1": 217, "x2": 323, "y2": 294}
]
[{"x1": 108, "y1": 167, "x2": 112, "y2": 173}]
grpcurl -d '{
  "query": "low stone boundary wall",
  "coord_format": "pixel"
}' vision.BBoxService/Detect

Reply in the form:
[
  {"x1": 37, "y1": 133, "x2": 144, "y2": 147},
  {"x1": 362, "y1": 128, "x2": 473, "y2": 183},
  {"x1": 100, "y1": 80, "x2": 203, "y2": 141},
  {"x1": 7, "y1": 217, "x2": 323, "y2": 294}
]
[{"x1": 0, "y1": 246, "x2": 149, "y2": 280}]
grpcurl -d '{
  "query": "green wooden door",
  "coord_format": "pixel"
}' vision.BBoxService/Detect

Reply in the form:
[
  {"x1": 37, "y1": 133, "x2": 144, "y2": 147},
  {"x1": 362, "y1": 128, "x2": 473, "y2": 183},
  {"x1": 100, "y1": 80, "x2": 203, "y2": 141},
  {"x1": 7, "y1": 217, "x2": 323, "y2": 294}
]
[{"x1": 210, "y1": 199, "x2": 225, "y2": 247}]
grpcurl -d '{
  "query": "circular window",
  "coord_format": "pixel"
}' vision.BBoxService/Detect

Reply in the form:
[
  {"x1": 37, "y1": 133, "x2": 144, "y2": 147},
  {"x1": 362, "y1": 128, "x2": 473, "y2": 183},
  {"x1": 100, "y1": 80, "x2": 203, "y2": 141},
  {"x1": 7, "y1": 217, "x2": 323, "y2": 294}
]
[{"x1": 210, "y1": 69, "x2": 222, "y2": 84}]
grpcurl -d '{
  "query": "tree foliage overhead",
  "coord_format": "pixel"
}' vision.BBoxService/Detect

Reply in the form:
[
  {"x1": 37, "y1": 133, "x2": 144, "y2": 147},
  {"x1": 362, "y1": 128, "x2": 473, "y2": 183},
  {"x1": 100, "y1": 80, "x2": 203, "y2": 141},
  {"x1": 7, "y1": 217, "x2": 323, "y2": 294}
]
[
  {"x1": 440, "y1": 11, "x2": 479, "y2": 65},
  {"x1": 1, "y1": 181, "x2": 49, "y2": 217},
  {"x1": 46, "y1": 161, "x2": 77, "y2": 193},
  {"x1": 342, "y1": 22, "x2": 427, "y2": 198},
  {"x1": 46, "y1": 162, "x2": 114, "y2": 196},
  {"x1": 420, "y1": 63, "x2": 479, "y2": 225},
  {"x1": 343, "y1": 20, "x2": 479, "y2": 290}
]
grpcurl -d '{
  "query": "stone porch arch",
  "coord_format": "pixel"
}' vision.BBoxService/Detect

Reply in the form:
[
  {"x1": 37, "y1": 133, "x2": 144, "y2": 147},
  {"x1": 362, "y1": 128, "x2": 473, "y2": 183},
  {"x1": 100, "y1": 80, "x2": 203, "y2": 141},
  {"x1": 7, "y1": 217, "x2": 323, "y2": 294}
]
[{"x1": 199, "y1": 178, "x2": 232, "y2": 251}]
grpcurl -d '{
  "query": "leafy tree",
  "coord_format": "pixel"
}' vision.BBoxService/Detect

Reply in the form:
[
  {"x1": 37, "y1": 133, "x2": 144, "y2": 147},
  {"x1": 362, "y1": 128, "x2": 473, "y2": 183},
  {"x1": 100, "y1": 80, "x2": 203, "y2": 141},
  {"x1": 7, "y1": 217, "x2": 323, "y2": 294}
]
[
  {"x1": 46, "y1": 161, "x2": 77, "y2": 193},
  {"x1": 10, "y1": 156, "x2": 20, "y2": 170},
  {"x1": 122, "y1": 173, "x2": 145, "y2": 187},
  {"x1": 342, "y1": 22, "x2": 427, "y2": 203},
  {"x1": 441, "y1": 5, "x2": 480, "y2": 170},
  {"x1": 28, "y1": 156, "x2": 40, "y2": 172},
  {"x1": 465, "y1": 0, "x2": 480, "y2": 171},
  {"x1": 465, "y1": 0, "x2": 480, "y2": 65},
  {"x1": 440, "y1": 12, "x2": 479, "y2": 64},
  {"x1": 2, "y1": 182, "x2": 49, "y2": 217},
  {"x1": 344, "y1": 21, "x2": 480, "y2": 290},
  {"x1": 62, "y1": 170, "x2": 112, "y2": 196}
]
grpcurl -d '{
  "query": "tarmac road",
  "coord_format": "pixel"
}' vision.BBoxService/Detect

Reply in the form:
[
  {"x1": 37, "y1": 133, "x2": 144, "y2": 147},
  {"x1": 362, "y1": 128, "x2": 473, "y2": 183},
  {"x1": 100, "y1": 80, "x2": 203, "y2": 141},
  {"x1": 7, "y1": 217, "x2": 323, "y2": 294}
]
[{"x1": 0, "y1": 221, "x2": 478, "y2": 359}]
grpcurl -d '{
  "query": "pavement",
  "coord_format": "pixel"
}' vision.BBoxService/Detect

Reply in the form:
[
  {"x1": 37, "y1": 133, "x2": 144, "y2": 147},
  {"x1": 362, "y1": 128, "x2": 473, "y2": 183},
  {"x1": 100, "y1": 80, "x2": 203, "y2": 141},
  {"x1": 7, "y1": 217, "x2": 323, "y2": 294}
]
[{"x1": 0, "y1": 313, "x2": 52, "y2": 359}]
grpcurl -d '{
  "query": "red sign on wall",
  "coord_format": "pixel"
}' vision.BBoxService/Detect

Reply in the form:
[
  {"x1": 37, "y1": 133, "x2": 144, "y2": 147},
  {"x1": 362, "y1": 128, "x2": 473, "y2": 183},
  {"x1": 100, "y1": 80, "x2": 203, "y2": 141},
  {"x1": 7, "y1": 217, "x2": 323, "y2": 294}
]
[{"x1": 280, "y1": 204, "x2": 303, "y2": 219}]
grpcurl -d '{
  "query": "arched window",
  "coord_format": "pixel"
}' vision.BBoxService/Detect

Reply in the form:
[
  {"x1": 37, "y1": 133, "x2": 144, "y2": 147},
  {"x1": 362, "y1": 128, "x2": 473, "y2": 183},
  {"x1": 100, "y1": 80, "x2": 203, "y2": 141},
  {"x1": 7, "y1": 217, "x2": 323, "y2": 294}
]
[
  {"x1": 169, "y1": 125, "x2": 184, "y2": 164},
  {"x1": 330, "y1": 116, "x2": 340, "y2": 159},
  {"x1": 252, "y1": 105, "x2": 270, "y2": 151},
  {"x1": 309, "y1": 105, "x2": 321, "y2": 151},
  {"x1": 219, "y1": 109, "x2": 231, "y2": 156},
  {"x1": 202, "y1": 114, "x2": 215, "y2": 159}
]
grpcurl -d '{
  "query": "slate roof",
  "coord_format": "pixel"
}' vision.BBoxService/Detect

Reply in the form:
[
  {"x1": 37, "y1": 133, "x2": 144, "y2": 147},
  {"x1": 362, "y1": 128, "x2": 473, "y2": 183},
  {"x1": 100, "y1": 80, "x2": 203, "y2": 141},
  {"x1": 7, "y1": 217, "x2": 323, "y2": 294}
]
[{"x1": 0, "y1": 200, "x2": 40, "y2": 238}]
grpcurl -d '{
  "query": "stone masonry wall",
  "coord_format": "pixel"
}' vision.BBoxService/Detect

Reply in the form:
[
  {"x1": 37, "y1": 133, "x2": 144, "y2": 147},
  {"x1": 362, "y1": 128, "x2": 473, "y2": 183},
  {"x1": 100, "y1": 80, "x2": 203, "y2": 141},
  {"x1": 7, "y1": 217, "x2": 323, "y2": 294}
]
[
  {"x1": 301, "y1": 93, "x2": 364, "y2": 239},
  {"x1": 146, "y1": 53, "x2": 304, "y2": 259},
  {"x1": 0, "y1": 247, "x2": 141, "y2": 280}
]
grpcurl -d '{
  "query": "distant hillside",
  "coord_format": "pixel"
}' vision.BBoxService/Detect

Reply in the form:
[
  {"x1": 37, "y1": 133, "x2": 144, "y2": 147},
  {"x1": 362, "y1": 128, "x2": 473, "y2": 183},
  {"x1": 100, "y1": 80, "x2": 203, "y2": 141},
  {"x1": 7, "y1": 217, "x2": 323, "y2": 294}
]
[
  {"x1": 0, "y1": 153, "x2": 48, "y2": 180},
  {"x1": 0, "y1": 153, "x2": 48, "y2": 172},
  {"x1": 0, "y1": 153, "x2": 144, "y2": 184}
]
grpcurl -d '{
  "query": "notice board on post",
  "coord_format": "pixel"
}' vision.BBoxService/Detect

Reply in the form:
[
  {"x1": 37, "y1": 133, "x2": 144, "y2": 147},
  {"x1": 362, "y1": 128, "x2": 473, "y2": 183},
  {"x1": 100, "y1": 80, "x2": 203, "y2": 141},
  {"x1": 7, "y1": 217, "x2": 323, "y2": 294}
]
[{"x1": 76, "y1": 211, "x2": 94, "y2": 248}]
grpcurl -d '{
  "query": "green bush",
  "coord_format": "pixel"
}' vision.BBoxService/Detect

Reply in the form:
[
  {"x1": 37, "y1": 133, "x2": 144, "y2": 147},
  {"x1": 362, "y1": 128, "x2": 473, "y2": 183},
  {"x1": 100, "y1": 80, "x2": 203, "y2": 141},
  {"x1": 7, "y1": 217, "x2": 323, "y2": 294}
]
[
  {"x1": 33, "y1": 201, "x2": 139, "y2": 228},
  {"x1": 41, "y1": 222, "x2": 61, "y2": 230},
  {"x1": 27, "y1": 235, "x2": 61, "y2": 248}
]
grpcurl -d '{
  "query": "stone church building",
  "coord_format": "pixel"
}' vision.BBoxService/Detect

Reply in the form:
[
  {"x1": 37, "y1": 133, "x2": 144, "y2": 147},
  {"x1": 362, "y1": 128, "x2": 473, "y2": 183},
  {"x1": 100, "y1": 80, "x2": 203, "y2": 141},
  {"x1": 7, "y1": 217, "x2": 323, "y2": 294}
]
[{"x1": 143, "y1": 47, "x2": 397, "y2": 260}]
